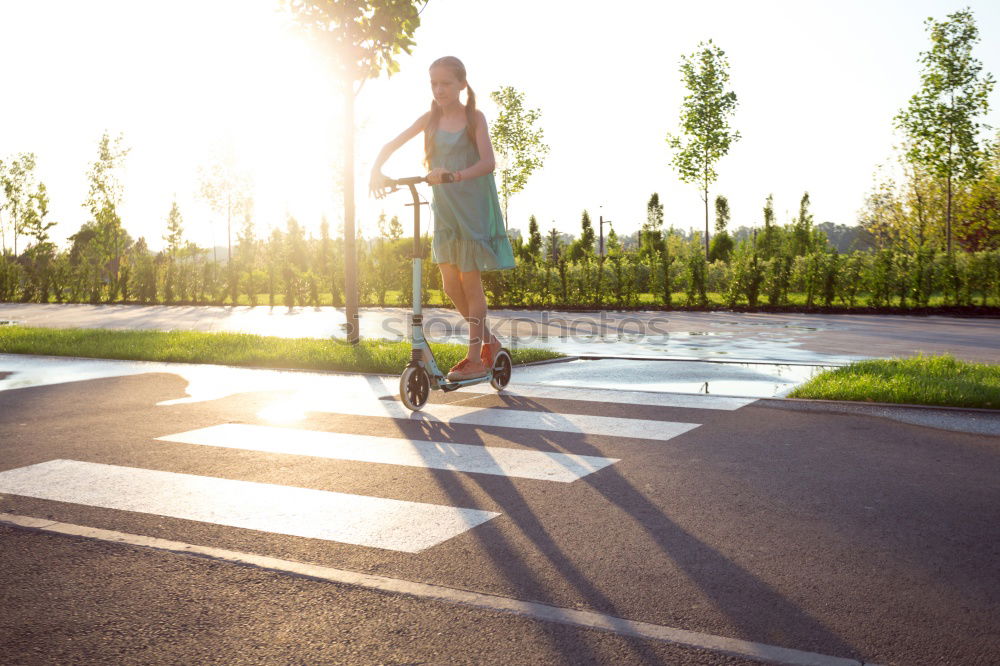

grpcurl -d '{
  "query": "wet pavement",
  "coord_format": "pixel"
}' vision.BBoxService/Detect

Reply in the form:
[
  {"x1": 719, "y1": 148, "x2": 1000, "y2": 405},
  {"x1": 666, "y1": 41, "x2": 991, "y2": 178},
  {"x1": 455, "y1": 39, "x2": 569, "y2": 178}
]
[
  {"x1": 1, "y1": 303, "x2": 998, "y2": 398},
  {"x1": 513, "y1": 357, "x2": 836, "y2": 398}
]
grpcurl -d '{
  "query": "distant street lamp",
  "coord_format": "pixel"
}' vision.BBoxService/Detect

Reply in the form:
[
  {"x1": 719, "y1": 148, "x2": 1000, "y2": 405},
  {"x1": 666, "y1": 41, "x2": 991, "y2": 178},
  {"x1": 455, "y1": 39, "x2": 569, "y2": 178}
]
[{"x1": 599, "y1": 209, "x2": 612, "y2": 257}]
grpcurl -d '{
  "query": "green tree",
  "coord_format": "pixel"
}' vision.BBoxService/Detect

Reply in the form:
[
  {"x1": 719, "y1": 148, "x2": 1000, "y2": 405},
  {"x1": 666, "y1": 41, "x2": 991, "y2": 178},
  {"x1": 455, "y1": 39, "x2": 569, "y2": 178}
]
[
  {"x1": 23, "y1": 182, "x2": 56, "y2": 249},
  {"x1": 22, "y1": 181, "x2": 57, "y2": 302},
  {"x1": 790, "y1": 192, "x2": 816, "y2": 256},
  {"x1": 83, "y1": 132, "x2": 131, "y2": 301},
  {"x1": 198, "y1": 146, "x2": 251, "y2": 265},
  {"x1": 287, "y1": 0, "x2": 426, "y2": 342},
  {"x1": 237, "y1": 201, "x2": 259, "y2": 305},
  {"x1": 759, "y1": 194, "x2": 780, "y2": 260},
  {"x1": 640, "y1": 193, "x2": 665, "y2": 259},
  {"x1": 957, "y1": 134, "x2": 1000, "y2": 251},
  {"x1": 490, "y1": 85, "x2": 550, "y2": 225},
  {"x1": 162, "y1": 201, "x2": 185, "y2": 304},
  {"x1": 569, "y1": 210, "x2": 595, "y2": 262},
  {"x1": 546, "y1": 227, "x2": 561, "y2": 263},
  {"x1": 708, "y1": 194, "x2": 734, "y2": 262},
  {"x1": 894, "y1": 8, "x2": 996, "y2": 254},
  {"x1": 667, "y1": 40, "x2": 740, "y2": 257},
  {"x1": 164, "y1": 201, "x2": 185, "y2": 258},
  {"x1": 0, "y1": 153, "x2": 38, "y2": 256},
  {"x1": 684, "y1": 238, "x2": 709, "y2": 306},
  {"x1": 525, "y1": 215, "x2": 543, "y2": 264}
]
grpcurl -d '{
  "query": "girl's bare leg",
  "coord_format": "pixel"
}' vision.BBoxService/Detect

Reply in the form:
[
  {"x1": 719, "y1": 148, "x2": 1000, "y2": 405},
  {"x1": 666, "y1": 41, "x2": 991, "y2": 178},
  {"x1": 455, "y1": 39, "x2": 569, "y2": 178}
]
[
  {"x1": 459, "y1": 268, "x2": 488, "y2": 365},
  {"x1": 439, "y1": 263, "x2": 468, "y2": 318},
  {"x1": 441, "y1": 264, "x2": 494, "y2": 365}
]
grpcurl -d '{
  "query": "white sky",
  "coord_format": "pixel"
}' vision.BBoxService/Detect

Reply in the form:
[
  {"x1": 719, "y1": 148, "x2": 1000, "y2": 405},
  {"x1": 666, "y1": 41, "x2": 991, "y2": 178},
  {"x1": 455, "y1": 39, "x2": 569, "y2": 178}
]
[{"x1": 1, "y1": 0, "x2": 998, "y2": 252}]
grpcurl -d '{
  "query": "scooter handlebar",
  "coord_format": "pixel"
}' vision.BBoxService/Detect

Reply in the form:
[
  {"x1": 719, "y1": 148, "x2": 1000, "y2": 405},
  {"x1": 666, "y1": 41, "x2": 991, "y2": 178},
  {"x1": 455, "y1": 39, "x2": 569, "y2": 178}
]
[{"x1": 385, "y1": 173, "x2": 454, "y2": 188}]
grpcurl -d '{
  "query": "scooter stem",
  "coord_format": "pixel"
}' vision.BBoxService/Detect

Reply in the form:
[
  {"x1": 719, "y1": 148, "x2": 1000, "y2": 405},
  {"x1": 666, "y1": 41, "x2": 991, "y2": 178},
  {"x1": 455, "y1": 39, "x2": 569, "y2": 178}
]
[{"x1": 408, "y1": 182, "x2": 422, "y2": 318}]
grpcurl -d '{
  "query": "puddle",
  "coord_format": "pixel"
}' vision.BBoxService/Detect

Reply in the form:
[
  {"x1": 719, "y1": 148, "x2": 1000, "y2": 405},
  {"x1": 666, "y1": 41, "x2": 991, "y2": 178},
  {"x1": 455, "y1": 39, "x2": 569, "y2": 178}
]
[{"x1": 512, "y1": 358, "x2": 836, "y2": 398}]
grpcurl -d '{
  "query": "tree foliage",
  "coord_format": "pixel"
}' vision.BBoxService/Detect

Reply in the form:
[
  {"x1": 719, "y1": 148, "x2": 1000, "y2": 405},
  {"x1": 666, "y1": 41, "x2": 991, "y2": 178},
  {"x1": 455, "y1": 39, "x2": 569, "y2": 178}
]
[
  {"x1": 285, "y1": 0, "x2": 426, "y2": 93},
  {"x1": 667, "y1": 39, "x2": 740, "y2": 257},
  {"x1": 894, "y1": 8, "x2": 995, "y2": 252},
  {"x1": 489, "y1": 85, "x2": 550, "y2": 225},
  {"x1": 0, "y1": 153, "x2": 38, "y2": 256}
]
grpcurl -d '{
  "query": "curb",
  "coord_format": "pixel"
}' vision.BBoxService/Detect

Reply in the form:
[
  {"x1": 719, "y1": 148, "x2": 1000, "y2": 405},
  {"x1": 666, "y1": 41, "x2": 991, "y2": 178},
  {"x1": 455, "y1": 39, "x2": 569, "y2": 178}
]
[{"x1": 759, "y1": 395, "x2": 1000, "y2": 416}]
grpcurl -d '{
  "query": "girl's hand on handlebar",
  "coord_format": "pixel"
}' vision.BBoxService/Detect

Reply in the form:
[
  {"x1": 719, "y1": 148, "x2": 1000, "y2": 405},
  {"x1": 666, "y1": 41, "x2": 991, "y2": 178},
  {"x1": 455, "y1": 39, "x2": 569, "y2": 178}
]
[
  {"x1": 425, "y1": 168, "x2": 450, "y2": 185},
  {"x1": 369, "y1": 171, "x2": 389, "y2": 199}
]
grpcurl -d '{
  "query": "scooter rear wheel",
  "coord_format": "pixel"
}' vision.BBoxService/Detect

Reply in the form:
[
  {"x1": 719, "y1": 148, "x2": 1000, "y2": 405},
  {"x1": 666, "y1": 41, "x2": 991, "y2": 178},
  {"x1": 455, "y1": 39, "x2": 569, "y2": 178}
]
[
  {"x1": 490, "y1": 349, "x2": 512, "y2": 390},
  {"x1": 400, "y1": 366, "x2": 430, "y2": 411}
]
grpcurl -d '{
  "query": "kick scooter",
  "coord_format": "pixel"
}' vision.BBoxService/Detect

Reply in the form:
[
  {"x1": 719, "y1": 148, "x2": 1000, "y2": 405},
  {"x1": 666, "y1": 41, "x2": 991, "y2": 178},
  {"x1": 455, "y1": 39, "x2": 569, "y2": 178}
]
[{"x1": 382, "y1": 175, "x2": 512, "y2": 411}]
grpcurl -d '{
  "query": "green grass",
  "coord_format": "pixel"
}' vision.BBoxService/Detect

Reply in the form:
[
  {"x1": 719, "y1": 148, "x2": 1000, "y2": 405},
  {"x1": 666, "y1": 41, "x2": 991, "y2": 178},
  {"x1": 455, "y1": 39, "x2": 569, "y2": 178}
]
[
  {"x1": 0, "y1": 326, "x2": 563, "y2": 375},
  {"x1": 787, "y1": 354, "x2": 1000, "y2": 409}
]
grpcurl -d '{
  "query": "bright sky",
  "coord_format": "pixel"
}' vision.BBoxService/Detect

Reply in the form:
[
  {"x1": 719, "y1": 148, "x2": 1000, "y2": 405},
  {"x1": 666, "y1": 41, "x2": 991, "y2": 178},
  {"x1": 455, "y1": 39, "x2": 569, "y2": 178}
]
[{"x1": 1, "y1": 0, "x2": 998, "y2": 252}]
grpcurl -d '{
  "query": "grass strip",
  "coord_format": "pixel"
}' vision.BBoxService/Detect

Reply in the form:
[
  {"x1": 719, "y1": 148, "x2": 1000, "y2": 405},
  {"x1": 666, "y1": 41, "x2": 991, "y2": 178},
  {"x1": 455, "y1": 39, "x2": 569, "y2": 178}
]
[
  {"x1": 0, "y1": 326, "x2": 563, "y2": 376},
  {"x1": 787, "y1": 354, "x2": 1000, "y2": 409}
]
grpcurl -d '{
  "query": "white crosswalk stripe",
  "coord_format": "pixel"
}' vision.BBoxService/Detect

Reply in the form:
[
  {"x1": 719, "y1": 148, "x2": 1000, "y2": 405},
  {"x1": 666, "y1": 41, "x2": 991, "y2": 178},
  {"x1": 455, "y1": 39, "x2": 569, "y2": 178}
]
[
  {"x1": 0, "y1": 460, "x2": 499, "y2": 553},
  {"x1": 458, "y1": 381, "x2": 757, "y2": 411},
  {"x1": 157, "y1": 424, "x2": 619, "y2": 483},
  {"x1": 301, "y1": 395, "x2": 701, "y2": 443}
]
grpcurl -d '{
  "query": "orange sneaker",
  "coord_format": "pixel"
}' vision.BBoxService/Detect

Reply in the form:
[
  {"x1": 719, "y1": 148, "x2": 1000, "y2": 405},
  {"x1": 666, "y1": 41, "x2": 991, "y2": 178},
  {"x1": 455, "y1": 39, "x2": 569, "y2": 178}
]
[
  {"x1": 480, "y1": 336, "x2": 501, "y2": 368},
  {"x1": 448, "y1": 358, "x2": 470, "y2": 375},
  {"x1": 447, "y1": 360, "x2": 488, "y2": 381}
]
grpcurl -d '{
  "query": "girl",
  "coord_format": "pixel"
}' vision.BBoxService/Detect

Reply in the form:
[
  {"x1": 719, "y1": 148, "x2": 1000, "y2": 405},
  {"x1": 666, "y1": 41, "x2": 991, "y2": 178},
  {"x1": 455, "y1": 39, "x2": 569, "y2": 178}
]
[{"x1": 369, "y1": 56, "x2": 515, "y2": 381}]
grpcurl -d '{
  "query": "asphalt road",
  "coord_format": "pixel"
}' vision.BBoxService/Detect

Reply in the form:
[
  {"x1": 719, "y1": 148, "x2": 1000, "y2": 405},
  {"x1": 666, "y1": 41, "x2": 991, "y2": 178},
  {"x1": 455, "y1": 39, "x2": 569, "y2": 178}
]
[{"x1": 1, "y1": 365, "x2": 999, "y2": 665}]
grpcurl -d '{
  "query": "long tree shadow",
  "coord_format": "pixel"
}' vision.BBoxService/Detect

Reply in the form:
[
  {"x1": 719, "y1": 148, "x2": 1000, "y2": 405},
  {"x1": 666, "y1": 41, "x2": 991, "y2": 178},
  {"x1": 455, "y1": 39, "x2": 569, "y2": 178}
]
[
  {"x1": 399, "y1": 414, "x2": 672, "y2": 665},
  {"x1": 399, "y1": 390, "x2": 861, "y2": 661}
]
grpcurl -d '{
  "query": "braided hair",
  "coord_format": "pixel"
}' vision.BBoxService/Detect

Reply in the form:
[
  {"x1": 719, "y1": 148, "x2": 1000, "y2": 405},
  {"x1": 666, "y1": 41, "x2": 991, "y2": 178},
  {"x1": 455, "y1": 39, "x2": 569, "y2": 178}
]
[{"x1": 424, "y1": 56, "x2": 478, "y2": 169}]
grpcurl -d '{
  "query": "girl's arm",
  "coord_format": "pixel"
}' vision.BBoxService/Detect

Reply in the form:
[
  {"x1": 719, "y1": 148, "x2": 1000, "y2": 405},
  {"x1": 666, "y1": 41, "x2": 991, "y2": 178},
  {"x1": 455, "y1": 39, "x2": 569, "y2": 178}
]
[
  {"x1": 459, "y1": 110, "x2": 497, "y2": 181},
  {"x1": 369, "y1": 112, "x2": 430, "y2": 197}
]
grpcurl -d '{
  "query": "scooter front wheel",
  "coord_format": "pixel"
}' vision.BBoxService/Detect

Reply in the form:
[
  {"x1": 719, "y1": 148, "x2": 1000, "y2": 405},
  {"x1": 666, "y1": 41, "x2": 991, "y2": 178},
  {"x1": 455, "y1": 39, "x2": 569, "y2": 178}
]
[
  {"x1": 490, "y1": 349, "x2": 513, "y2": 390},
  {"x1": 400, "y1": 365, "x2": 430, "y2": 411}
]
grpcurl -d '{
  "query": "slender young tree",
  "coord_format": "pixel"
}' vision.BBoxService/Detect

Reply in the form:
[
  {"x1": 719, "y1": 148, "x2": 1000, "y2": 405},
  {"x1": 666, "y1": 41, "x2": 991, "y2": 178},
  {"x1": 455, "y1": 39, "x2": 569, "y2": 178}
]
[
  {"x1": 894, "y1": 8, "x2": 995, "y2": 254},
  {"x1": 641, "y1": 193, "x2": 665, "y2": 260},
  {"x1": 708, "y1": 194, "x2": 733, "y2": 262},
  {"x1": 237, "y1": 201, "x2": 258, "y2": 305},
  {"x1": 0, "y1": 153, "x2": 38, "y2": 256},
  {"x1": 164, "y1": 201, "x2": 185, "y2": 258},
  {"x1": 287, "y1": 0, "x2": 426, "y2": 343},
  {"x1": 570, "y1": 210, "x2": 596, "y2": 262},
  {"x1": 546, "y1": 227, "x2": 560, "y2": 263},
  {"x1": 760, "y1": 194, "x2": 779, "y2": 260},
  {"x1": 666, "y1": 40, "x2": 740, "y2": 257},
  {"x1": 84, "y1": 132, "x2": 130, "y2": 300},
  {"x1": 22, "y1": 181, "x2": 57, "y2": 301},
  {"x1": 790, "y1": 192, "x2": 815, "y2": 257},
  {"x1": 526, "y1": 215, "x2": 543, "y2": 264},
  {"x1": 0, "y1": 159, "x2": 7, "y2": 253},
  {"x1": 490, "y1": 85, "x2": 550, "y2": 225},
  {"x1": 197, "y1": 145, "x2": 251, "y2": 265}
]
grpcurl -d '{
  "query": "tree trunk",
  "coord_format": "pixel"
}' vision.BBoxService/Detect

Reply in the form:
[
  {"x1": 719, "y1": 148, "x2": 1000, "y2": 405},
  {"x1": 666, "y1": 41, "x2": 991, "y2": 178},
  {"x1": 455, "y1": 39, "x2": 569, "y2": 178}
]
[
  {"x1": 946, "y1": 171, "x2": 953, "y2": 255},
  {"x1": 703, "y1": 149, "x2": 710, "y2": 258},
  {"x1": 703, "y1": 185, "x2": 710, "y2": 258},
  {"x1": 227, "y1": 193, "x2": 232, "y2": 266},
  {"x1": 947, "y1": 116, "x2": 953, "y2": 256},
  {"x1": 344, "y1": 85, "x2": 359, "y2": 344}
]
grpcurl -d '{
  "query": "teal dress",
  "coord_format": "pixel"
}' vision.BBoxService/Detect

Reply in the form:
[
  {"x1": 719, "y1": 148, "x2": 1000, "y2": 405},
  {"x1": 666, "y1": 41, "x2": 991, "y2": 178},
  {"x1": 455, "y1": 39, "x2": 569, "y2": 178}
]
[{"x1": 429, "y1": 127, "x2": 516, "y2": 273}]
